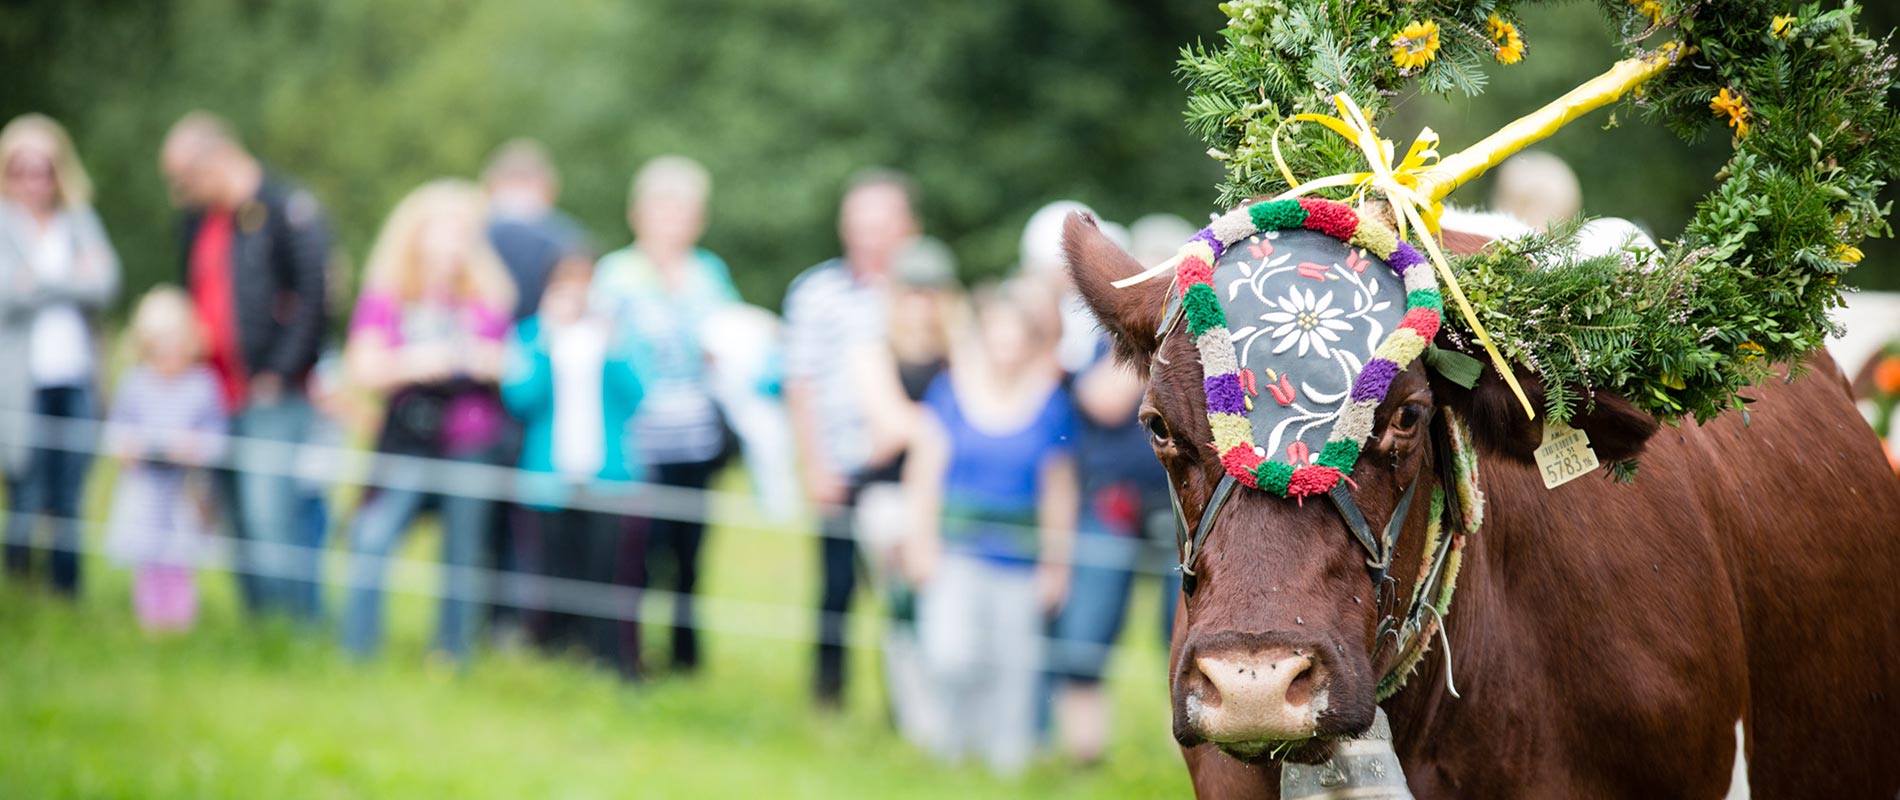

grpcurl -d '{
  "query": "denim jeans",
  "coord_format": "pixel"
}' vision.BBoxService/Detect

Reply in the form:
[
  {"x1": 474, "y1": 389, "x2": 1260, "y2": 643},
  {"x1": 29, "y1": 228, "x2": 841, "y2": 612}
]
[
  {"x1": 4, "y1": 385, "x2": 94, "y2": 595},
  {"x1": 292, "y1": 492, "x2": 329, "y2": 619},
  {"x1": 341, "y1": 485, "x2": 494, "y2": 663},
  {"x1": 222, "y1": 395, "x2": 318, "y2": 620},
  {"x1": 1049, "y1": 513, "x2": 1141, "y2": 682}
]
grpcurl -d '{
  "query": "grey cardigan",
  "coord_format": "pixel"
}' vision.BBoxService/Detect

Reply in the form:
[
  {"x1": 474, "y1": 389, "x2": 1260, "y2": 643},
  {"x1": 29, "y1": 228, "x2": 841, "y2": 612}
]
[{"x1": 0, "y1": 201, "x2": 120, "y2": 472}]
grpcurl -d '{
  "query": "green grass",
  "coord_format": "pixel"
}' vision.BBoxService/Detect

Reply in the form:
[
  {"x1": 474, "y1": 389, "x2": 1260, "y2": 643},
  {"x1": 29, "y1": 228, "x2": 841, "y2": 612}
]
[{"x1": 0, "y1": 479, "x2": 1189, "y2": 799}]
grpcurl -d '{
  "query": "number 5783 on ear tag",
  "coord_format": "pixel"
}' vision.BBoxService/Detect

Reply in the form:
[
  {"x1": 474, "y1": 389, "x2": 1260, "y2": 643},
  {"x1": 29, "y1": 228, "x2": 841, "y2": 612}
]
[{"x1": 1534, "y1": 420, "x2": 1599, "y2": 489}]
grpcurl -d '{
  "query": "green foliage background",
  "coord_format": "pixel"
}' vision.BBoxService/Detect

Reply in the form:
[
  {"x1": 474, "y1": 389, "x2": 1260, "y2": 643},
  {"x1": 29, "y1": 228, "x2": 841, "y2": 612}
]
[{"x1": 0, "y1": 0, "x2": 1893, "y2": 317}]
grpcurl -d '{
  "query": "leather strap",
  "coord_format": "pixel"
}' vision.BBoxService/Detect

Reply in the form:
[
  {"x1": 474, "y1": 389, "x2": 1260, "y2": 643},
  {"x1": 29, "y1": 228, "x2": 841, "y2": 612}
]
[
  {"x1": 1173, "y1": 474, "x2": 1238, "y2": 595},
  {"x1": 1330, "y1": 479, "x2": 1418, "y2": 586}
]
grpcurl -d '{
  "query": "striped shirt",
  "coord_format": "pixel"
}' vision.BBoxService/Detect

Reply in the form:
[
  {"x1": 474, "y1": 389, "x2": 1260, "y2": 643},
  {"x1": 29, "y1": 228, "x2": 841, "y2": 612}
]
[
  {"x1": 592, "y1": 246, "x2": 739, "y2": 466},
  {"x1": 782, "y1": 259, "x2": 888, "y2": 478}
]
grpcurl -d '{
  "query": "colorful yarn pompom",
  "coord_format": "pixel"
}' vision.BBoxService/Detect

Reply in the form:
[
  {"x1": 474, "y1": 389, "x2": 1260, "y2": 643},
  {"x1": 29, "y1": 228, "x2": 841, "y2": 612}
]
[
  {"x1": 1287, "y1": 465, "x2": 1343, "y2": 497},
  {"x1": 1351, "y1": 358, "x2": 1402, "y2": 403},
  {"x1": 1249, "y1": 199, "x2": 1308, "y2": 232},
  {"x1": 1298, "y1": 198, "x2": 1359, "y2": 241}
]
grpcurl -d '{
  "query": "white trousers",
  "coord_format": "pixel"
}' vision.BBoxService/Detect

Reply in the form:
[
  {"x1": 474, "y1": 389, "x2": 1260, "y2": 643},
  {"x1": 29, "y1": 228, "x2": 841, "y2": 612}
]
[{"x1": 915, "y1": 552, "x2": 1042, "y2": 775}]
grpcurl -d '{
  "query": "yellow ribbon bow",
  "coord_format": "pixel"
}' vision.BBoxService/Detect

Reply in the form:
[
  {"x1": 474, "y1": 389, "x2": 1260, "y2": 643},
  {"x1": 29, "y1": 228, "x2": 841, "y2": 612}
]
[{"x1": 1272, "y1": 93, "x2": 1536, "y2": 419}]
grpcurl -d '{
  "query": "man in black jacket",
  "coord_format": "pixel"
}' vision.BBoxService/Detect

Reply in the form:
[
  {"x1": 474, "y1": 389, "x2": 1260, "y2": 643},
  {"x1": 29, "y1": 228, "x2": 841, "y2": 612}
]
[{"x1": 161, "y1": 112, "x2": 329, "y2": 621}]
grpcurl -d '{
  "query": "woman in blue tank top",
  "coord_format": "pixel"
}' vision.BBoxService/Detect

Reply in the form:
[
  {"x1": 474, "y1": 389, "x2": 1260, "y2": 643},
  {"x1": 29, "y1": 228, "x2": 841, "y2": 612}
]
[{"x1": 902, "y1": 278, "x2": 1077, "y2": 775}]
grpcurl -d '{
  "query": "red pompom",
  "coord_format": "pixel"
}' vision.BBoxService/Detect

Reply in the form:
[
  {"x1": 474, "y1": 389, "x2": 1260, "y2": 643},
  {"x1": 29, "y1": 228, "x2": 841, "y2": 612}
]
[
  {"x1": 1298, "y1": 198, "x2": 1360, "y2": 241},
  {"x1": 1177, "y1": 255, "x2": 1214, "y2": 292},
  {"x1": 1221, "y1": 445, "x2": 1265, "y2": 484},
  {"x1": 1399, "y1": 307, "x2": 1441, "y2": 342},
  {"x1": 1286, "y1": 465, "x2": 1342, "y2": 498}
]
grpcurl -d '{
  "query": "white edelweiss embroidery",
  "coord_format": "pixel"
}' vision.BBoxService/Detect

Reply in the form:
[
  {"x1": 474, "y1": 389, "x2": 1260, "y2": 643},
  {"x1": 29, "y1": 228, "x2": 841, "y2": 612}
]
[{"x1": 1260, "y1": 287, "x2": 1352, "y2": 358}]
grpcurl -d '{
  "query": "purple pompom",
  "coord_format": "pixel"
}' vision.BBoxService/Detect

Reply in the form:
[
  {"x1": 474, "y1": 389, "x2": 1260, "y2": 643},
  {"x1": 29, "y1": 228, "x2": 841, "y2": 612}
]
[
  {"x1": 1193, "y1": 228, "x2": 1225, "y2": 261},
  {"x1": 1204, "y1": 373, "x2": 1247, "y2": 415},
  {"x1": 1350, "y1": 358, "x2": 1401, "y2": 402},
  {"x1": 1388, "y1": 242, "x2": 1425, "y2": 274}
]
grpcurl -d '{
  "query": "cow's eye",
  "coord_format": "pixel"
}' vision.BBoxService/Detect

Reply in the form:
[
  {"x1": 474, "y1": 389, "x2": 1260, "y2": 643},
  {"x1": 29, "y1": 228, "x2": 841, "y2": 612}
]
[
  {"x1": 1394, "y1": 403, "x2": 1425, "y2": 433},
  {"x1": 1143, "y1": 411, "x2": 1172, "y2": 447}
]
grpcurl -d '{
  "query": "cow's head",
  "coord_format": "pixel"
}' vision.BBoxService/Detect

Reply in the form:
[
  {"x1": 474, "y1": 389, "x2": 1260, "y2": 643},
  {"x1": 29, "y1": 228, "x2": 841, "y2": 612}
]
[{"x1": 1064, "y1": 211, "x2": 1658, "y2": 764}]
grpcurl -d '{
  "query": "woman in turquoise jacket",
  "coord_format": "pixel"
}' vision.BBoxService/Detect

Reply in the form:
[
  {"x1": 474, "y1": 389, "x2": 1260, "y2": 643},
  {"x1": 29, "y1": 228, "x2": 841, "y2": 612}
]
[
  {"x1": 589, "y1": 155, "x2": 740, "y2": 674},
  {"x1": 501, "y1": 260, "x2": 647, "y2": 677}
]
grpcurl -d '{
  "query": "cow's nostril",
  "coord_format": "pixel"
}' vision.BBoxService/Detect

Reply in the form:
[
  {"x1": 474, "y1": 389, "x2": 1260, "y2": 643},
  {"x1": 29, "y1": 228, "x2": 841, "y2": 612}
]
[{"x1": 1283, "y1": 659, "x2": 1317, "y2": 708}]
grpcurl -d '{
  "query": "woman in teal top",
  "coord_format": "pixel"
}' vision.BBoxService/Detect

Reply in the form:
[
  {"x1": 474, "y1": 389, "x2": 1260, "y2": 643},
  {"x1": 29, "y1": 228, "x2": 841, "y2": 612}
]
[{"x1": 588, "y1": 155, "x2": 739, "y2": 673}]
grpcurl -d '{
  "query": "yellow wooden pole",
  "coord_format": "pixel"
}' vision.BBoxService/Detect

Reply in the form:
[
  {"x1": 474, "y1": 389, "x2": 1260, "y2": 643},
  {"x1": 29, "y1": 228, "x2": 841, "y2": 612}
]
[{"x1": 1415, "y1": 43, "x2": 1689, "y2": 203}]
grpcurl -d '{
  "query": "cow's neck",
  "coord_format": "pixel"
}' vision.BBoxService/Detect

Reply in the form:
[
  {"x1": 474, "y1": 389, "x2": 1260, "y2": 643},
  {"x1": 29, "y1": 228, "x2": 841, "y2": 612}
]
[
  {"x1": 1377, "y1": 433, "x2": 1502, "y2": 766},
  {"x1": 1376, "y1": 450, "x2": 1574, "y2": 782}
]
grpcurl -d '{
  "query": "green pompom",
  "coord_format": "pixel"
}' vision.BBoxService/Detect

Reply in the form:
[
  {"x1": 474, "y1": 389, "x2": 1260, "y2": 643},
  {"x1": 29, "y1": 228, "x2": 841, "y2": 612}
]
[
  {"x1": 1248, "y1": 199, "x2": 1308, "y2": 231},
  {"x1": 1315, "y1": 439, "x2": 1360, "y2": 472},
  {"x1": 1256, "y1": 460, "x2": 1294, "y2": 495},
  {"x1": 1406, "y1": 288, "x2": 1443, "y2": 311},
  {"x1": 1183, "y1": 283, "x2": 1226, "y2": 336}
]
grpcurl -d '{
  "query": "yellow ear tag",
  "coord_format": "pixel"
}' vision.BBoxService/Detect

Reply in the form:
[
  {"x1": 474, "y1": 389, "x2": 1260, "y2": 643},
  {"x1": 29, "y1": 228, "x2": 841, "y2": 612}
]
[{"x1": 1534, "y1": 419, "x2": 1599, "y2": 490}]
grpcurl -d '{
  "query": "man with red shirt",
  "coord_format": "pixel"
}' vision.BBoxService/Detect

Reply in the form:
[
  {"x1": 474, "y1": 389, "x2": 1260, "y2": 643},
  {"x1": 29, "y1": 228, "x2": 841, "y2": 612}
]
[{"x1": 161, "y1": 113, "x2": 330, "y2": 621}]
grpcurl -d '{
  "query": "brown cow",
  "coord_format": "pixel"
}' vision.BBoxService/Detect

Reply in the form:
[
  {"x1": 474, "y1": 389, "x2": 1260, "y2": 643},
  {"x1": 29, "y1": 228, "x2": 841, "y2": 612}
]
[{"x1": 1063, "y1": 212, "x2": 1900, "y2": 798}]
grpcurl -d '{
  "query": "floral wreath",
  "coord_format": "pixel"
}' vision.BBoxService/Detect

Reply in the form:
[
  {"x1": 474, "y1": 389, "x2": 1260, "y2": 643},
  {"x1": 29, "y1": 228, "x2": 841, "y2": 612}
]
[{"x1": 1179, "y1": 1, "x2": 1899, "y2": 431}]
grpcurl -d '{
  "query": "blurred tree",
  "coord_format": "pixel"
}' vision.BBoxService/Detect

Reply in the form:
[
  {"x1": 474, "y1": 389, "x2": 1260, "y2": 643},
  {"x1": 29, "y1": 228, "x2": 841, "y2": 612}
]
[
  {"x1": 0, "y1": 0, "x2": 1223, "y2": 311},
  {"x1": 0, "y1": 0, "x2": 1891, "y2": 316}
]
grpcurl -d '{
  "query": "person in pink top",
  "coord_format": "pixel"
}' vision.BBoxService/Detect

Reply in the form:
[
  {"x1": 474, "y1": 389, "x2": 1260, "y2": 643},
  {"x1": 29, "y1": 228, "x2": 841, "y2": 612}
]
[{"x1": 339, "y1": 180, "x2": 516, "y2": 664}]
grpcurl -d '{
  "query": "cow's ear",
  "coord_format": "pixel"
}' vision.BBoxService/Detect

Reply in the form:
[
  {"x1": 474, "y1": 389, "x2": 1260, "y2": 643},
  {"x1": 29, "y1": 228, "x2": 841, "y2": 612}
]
[
  {"x1": 1064, "y1": 211, "x2": 1167, "y2": 364},
  {"x1": 1433, "y1": 357, "x2": 1660, "y2": 465}
]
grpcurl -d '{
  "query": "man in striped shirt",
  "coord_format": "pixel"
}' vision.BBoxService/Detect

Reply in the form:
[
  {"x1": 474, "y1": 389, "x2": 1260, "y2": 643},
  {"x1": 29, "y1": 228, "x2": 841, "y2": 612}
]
[{"x1": 783, "y1": 169, "x2": 919, "y2": 708}]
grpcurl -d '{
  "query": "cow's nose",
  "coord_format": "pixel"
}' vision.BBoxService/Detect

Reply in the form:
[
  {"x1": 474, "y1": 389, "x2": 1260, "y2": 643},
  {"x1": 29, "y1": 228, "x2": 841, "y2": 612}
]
[{"x1": 1186, "y1": 649, "x2": 1325, "y2": 742}]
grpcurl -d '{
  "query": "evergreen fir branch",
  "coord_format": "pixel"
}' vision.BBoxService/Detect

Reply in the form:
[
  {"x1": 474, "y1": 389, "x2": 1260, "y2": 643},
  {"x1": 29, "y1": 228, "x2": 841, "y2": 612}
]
[{"x1": 1175, "y1": 0, "x2": 1900, "y2": 428}]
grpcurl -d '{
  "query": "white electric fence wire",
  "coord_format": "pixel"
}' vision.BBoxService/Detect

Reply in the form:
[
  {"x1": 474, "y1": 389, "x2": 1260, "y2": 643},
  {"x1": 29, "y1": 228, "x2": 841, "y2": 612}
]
[
  {"x1": 7, "y1": 509, "x2": 1145, "y2": 675},
  {"x1": 5, "y1": 411, "x2": 1180, "y2": 575}
]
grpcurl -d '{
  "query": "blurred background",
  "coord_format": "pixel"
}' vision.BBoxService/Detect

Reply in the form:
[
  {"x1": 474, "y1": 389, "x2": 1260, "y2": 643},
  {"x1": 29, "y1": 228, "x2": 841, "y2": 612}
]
[{"x1": 1, "y1": 2, "x2": 1897, "y2": 798}]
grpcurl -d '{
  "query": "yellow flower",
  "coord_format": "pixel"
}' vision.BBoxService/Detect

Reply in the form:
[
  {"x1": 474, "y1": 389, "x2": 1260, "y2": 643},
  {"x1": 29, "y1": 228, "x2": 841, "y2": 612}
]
[
  {"x1": 1835, "y1": 244, "x2": 1864, "y2": 264},
  {"x1": 1710, "y1": 87, "x2": 1750, "y2": 138},
  {"x1": 1632, "y1": 0, "x2": 1664, "y2": 25},
  {"x1": 1737, "y1": 341, "x2": 1766, "y2": 363},
  {"x1": 1391, "y1": 20, "x2": 1441, "y2": 72},
  {"x1": 1486, "y1": 14, "x2": 1511, "y2": 41},
  {"x1": 1496, "y1": 35, "x2": 1525, "y2": 65},
  {"x1": 1488, "y1": 14, "x2": 1525, "y2": 65},
  {"x1": 1772, "y1": 15, "x2": 1797, "y2": 38}
]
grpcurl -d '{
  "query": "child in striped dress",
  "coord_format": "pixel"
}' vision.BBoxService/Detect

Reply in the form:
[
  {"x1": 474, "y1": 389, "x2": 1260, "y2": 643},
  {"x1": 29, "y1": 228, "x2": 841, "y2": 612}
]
[{"x1": 103, "y1": 286, "x2": 227, "y2": 632}]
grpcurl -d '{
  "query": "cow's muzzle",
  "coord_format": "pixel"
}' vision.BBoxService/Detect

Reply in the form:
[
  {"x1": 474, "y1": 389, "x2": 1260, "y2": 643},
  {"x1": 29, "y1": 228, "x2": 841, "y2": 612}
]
[{"x1": 1173, "y1": 631, "x2": 1373, "y2": 762}]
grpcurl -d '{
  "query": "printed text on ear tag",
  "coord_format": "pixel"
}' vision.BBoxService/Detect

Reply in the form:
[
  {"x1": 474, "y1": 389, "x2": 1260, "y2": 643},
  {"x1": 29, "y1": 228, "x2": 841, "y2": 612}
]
[{"x1": 1534, "y1": 419, "x2": 1598, "y2": 490}]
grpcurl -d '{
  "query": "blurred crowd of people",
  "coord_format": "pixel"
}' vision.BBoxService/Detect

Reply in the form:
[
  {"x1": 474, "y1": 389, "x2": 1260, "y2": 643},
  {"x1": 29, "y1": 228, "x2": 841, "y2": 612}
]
[
  {"x1": 8, "y1": 107, "x2": 1895, "y2": 778},
  {"x1": 0, "y1": 110, "x2": 1193, "y2": 775}
]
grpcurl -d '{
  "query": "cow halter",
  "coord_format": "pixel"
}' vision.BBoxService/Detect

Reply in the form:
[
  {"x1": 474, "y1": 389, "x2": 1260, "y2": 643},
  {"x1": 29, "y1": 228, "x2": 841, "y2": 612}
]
[{"x1": 1136, "y1": 195, "x2": 1482, "y2": 698}]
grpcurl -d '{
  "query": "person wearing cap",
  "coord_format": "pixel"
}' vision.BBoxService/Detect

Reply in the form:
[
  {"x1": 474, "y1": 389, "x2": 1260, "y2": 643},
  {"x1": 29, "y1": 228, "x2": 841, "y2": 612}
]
[
  {"x1": 1020, "y1": 201, "x2": 1183, "y2": 765},
  {"x1": 850, "y1": 236, "x2": 960, "y2": 747}
]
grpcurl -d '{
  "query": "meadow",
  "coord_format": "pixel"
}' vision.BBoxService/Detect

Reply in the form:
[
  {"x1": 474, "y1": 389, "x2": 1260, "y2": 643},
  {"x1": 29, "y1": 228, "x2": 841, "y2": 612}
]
[{"x1": 0, "y1": 486, "x2": 1191, "y2": 799}]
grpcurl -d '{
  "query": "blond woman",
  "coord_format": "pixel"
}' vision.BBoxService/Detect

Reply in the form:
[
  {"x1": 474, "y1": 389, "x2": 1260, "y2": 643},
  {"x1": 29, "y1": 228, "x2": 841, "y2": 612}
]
[
  {"x1": 340, "y1": 180, "x2": 515, "y2": 664},
  {"x1": 0, "y1": 113, "x2": 119, "y2": 595}
]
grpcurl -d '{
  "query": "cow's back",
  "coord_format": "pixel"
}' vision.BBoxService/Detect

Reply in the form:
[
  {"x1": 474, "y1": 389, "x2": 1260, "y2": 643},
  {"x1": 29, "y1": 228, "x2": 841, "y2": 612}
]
[
  {"x1": 1680, "y1": 353, "x2": 1900, "y2": 796},
  {"x1": 1383, "y1": 353, "x2": 1900, "y2": 799}
]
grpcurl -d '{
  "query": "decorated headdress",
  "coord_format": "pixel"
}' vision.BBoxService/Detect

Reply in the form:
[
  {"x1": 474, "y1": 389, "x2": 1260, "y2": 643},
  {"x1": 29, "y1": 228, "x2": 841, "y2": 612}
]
[{"x1": 1146, "y1": 0, "x2": 1899, "y2": 495}]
